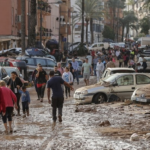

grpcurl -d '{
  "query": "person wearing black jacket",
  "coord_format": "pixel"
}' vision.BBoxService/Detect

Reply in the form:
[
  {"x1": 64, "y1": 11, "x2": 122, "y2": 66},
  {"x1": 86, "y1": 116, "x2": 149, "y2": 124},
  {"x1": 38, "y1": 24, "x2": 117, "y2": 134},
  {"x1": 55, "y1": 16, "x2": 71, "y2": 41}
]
[
  {"x1": 32, "y1": 64, "x2": 40, "y2": 100},
  {"x1": 7, "y1": 71, "x2": 23, "y2": 116}
]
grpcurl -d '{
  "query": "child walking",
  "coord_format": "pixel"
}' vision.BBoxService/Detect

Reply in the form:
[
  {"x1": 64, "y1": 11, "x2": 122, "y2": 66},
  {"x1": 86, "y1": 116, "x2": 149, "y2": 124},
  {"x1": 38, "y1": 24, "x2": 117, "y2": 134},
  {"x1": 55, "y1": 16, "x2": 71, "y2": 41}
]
[{"x1": 19, "y1": 86, "x2": 31, "y2": 118}]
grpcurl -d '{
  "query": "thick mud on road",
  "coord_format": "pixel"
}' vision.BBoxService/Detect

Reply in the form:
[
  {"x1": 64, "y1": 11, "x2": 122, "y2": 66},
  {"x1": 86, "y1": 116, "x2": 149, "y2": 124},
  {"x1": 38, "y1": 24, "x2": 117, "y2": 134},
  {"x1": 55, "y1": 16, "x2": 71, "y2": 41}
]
[{"x1": 0, "y1": 78, "x2": 150, "y2": 149}]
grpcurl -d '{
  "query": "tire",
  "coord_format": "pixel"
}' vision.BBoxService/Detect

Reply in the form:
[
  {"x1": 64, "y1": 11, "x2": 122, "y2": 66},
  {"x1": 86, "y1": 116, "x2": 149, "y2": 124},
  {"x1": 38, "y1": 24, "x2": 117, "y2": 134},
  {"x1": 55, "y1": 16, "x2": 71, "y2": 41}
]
[{"x1": 93, "y1": 93, "x2": 106, "y2": 104}]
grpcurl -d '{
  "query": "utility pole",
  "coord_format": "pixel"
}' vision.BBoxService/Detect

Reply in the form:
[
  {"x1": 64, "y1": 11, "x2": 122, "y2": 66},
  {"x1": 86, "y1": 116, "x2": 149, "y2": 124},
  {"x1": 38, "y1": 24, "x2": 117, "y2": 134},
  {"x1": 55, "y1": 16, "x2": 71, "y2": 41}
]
[
  {"x1": 40, "y1": 0, "x2": 42, "y2": 48},
  {"x1": 21, "y1": 0, "x2": 25, "y2": 55},
  {"x1": 81, "y1": 0, "x2": 84, "y2": 44}
]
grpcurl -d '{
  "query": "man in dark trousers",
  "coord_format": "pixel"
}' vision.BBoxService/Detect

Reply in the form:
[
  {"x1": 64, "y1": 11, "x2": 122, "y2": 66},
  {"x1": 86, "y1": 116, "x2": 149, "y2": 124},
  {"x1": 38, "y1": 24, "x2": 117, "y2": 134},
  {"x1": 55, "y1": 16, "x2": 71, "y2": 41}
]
[{"x1": 47, "y1": 71, "x2": 74, "y2": 123}]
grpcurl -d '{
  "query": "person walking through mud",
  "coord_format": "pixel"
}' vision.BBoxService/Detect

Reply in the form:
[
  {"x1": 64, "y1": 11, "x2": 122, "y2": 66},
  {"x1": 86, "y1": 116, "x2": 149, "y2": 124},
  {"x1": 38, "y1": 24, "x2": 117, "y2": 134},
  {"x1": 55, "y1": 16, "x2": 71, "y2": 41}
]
[
  {"x1": 62, "y1": 67, "x2": 73, "y2": 98},
  {"x1": 36, "y1": 64, "x2": 48, "y2": 102},
  {"x1": 81, "y1": 58, "x2": 93, "y2": 86},
  {"x1": 7, "y1": 71, "x2": 22, "y2": 116},
  {"x1": 96, "y1": 59, "x2": 104, "y2": 83},
  {"x1": 32, "y1": 64, "x2": 40, "y2": 100},
  {"x1": 71, "y1": 57, "x2": 79, "y2": 85},
  {"x1": 0, "y1": 80, "x2": 18, "y2": 134},
  {"x1": 47, "y1": 71, "x2": 74, "y2": 123}
]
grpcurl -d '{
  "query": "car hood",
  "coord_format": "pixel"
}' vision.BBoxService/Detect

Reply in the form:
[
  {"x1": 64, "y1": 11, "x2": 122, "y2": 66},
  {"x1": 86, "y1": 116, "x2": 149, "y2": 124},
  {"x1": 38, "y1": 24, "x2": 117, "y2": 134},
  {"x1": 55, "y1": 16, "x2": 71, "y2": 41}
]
[{"x1": 75, "y1": 82, "x2": 110, "y2": 93}]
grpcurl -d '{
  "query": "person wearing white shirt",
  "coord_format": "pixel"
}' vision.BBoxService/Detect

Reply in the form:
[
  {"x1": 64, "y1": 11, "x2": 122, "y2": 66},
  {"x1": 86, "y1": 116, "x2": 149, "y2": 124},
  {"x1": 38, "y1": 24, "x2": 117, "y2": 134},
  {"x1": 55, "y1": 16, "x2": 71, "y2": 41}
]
[
  {"x1": 62, "y1": 67, "x2": 73, "y2": 99},
  {"x1": 96, "y1": 59, "x2": 104, "y2": 83}
]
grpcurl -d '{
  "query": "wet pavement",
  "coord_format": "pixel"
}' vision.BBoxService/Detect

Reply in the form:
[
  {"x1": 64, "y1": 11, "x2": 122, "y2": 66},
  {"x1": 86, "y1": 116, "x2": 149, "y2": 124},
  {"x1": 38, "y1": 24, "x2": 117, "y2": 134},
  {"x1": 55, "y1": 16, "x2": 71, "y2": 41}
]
[{"x1": 0, "y1": 77, "x2": 150, "y2": 150}]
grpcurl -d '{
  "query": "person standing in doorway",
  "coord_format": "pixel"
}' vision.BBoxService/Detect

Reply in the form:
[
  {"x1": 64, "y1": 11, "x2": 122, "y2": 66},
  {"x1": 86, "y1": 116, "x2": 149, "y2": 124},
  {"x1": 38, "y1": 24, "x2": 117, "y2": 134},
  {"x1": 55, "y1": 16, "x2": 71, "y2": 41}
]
[
  {"x1": 96, "y1": 59, "x2": 104, "y2": 83},
  {"x1": 36, "y1": 64, "x2": 48, "y2": 102},
  {"x1": 7, "y1": 71, "x2": 23, "y2": 116},
  {"x1": 81, "y1": 58, "x2": 93, "y2": 86},
  {"x1": 47, "y1": 71, "x2": 74, "y2": 123},
  {"x1": 62, "y1": 67, "x2": 73, "y2": 98},
  {"x1": 71, "y1": 58, "x2": 79, "y2": 85}
]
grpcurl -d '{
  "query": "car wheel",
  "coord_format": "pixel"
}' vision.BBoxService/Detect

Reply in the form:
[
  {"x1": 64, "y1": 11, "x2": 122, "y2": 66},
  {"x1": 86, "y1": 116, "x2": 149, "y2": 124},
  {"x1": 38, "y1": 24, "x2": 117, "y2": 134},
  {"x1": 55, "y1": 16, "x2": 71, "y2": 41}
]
[{"x1": 94, "y1": 93, "x2": 106, "y2": 104}]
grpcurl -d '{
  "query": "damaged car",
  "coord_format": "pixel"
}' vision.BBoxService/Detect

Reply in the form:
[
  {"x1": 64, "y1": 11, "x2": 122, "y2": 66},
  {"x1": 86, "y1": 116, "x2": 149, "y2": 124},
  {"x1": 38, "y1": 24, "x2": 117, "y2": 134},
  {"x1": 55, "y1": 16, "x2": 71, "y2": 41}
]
[
  {"x1": 131, "y1": 84, "x2": 150, "y2": 103},
  {"x1": 74, "y1": 73, "x2": 150, "y2": 105}
]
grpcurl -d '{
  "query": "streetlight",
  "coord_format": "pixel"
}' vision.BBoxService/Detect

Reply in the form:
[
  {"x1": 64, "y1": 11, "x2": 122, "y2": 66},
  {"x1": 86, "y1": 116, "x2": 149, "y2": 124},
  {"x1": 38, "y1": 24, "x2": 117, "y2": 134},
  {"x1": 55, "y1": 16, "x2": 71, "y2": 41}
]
[{"x1": 39, "y1": 0, "x2": 64, "y2": 48}]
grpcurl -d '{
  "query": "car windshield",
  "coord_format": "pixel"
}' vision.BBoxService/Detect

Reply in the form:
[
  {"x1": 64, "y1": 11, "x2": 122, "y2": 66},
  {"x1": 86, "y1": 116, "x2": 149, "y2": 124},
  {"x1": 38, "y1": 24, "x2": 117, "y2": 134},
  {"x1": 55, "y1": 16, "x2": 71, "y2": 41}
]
[
  {"x1": 103, "y1": 74, "x2": 119, "y2": 83},
  {"x1": 111, "y1": 70, "x2": 135, "y2": 74}
]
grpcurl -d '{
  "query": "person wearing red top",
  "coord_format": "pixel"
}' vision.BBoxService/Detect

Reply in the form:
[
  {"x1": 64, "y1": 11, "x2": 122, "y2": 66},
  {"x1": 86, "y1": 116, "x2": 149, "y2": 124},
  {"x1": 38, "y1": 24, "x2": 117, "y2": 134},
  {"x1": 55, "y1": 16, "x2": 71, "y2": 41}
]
[
  {"x1": 0, "y1": 80, "x2": 17, "y2": 134},
  {"x1": 0, "y1": 89, "x2": 6, "y2": 113}
]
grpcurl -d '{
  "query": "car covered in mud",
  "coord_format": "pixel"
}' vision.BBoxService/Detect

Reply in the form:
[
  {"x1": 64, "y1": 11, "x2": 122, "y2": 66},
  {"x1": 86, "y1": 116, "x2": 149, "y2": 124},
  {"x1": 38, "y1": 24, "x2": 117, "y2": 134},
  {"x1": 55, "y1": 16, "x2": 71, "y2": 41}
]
[
  {"x1": 131, "y1": 84, "x2": 150, "y2": 103},
  {"x1": 74, "y1": 73, "x2": 150, "y2": 104},
  {"x1": 101, "y1": 68, "x2": 135, "y2": 81}
]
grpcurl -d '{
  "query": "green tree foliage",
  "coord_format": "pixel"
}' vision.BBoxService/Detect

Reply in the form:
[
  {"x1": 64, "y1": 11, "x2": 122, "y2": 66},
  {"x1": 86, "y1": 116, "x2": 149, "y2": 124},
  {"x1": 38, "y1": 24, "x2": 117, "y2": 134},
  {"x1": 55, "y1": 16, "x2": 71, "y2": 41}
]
[
  {"x1": 102, "y1": 25, "x2": 115, "y2": 40},
  {"x1": 140, "y1": 17, "x2": 150, "y2": 35}
]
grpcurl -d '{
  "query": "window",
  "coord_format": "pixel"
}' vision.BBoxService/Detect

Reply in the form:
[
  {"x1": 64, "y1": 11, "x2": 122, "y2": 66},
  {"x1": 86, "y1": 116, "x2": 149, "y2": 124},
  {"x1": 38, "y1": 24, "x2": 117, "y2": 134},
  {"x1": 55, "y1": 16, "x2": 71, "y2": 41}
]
[
  {"x1": 36, "y1": 59, "x2": 46, "y2": 67},
  {"x1": 136, "y1": 75, "x2": 150, "y2": 84},
  {"x1": 46, "y1": 60, "x2": 56, "y2": 67},
  {"x1": 98, "y1": 44, "x2": 104, "y2": 47},
  {"x1": 26, "y1": 58, "x2": 35, "y2": 66},
  {"x1": 117, "y1": 75, "x2": 134, "y2": 86},
  {"x1": 103, "y1": 71, "x2": 108, "y2": 78},
  {"x1": 92, "y1": 44, "x2": 97, "y2": 48}
]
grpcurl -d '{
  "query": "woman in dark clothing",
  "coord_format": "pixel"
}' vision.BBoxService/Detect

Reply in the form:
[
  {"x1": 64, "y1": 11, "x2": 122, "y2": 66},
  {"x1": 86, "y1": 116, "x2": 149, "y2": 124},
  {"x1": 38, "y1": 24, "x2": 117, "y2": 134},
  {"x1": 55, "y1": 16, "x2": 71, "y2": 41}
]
[
  {"x1": 7, "y1": 71, "x2": 23, "y2": 116},
  {"x1": 68, "y1": 63, "x2": 74, "y2": 79}
]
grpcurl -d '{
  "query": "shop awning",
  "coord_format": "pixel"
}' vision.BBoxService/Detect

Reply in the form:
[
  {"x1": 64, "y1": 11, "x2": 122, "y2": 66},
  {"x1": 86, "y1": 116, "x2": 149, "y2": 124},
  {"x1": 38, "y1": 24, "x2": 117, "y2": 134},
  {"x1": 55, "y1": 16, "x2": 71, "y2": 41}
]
[{"x1": 0, "y1": 39, "x2": 11, "y2": 42}]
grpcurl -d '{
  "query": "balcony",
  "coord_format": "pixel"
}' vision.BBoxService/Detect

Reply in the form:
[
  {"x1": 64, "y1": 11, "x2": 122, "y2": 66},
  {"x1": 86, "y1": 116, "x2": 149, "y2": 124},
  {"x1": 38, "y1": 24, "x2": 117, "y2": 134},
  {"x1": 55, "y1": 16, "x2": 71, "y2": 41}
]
[
  {"x1": 38, "y1": 0, "x2": 51, "y2": 15},
  {"x1": 36, "y1": 28, "x2": 52, "y2": 40}
]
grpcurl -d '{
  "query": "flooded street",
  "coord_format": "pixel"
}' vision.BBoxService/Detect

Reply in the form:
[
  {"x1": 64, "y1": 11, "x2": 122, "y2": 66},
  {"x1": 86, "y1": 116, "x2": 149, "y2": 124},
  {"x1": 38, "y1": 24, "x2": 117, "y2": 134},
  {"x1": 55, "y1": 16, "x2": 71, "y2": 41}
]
[{"x1": 0, "y1": 78, "x2": 150, "y2": 150}]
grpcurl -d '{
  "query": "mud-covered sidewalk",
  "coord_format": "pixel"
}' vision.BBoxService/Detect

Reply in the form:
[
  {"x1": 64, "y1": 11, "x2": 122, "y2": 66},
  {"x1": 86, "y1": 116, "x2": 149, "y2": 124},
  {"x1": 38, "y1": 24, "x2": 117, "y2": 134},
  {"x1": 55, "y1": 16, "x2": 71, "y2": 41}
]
[{"x1": 0, "y1": 77, "x2": 150, "y2": 150}]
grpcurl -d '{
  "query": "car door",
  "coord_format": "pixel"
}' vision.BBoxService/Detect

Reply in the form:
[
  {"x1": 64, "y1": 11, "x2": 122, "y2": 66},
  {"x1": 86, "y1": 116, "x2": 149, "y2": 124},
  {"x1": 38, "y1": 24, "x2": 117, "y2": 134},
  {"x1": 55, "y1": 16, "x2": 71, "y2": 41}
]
[
  {"x1": 135, "y1": 74, "x2": 150, "y2": 89},
  {"x1": 111, "y1": 75, "x2": 135, "y2": 99},
  {"x1": 145, "y1": 58, "x2": 150, "y2": 70},
  {"x1": 46, "y1": 59, "x2": 56, "y2": 74}
]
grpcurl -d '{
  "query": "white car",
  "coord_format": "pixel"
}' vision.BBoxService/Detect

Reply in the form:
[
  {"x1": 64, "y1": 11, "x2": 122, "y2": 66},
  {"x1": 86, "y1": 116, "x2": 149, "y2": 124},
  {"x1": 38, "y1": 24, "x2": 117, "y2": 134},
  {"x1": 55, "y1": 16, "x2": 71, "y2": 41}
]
[
  {"x1": 101, "y1": 68, "x2": 135, "y2": 81},
  {"x1": 88, "y1": 43, "x2": 109, "y2": 51},
  {"x1": 131, "y1": 84, "x2": 150, "y2": 102},
  {"x1": 74, "y1": 73, "x2": 150, "y2": 105}
]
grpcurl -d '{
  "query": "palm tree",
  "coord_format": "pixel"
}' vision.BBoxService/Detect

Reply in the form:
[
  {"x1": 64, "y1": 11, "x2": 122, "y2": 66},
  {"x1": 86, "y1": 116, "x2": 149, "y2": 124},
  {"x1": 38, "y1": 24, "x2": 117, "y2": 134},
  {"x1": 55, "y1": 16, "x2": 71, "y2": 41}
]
[
  {"x1": 119, "y1": 11, "x2": 138, "y2": 41},
  {"x1": 75, "y1": 0, "x2": 104, "y2": 44},
  {"x1": 21, "y1": 0, "x2": 25, "y2": 54},
  {"x1": 107, "y1": 0, "x2": 125, "y2": 31},
  {"x1": 28, "y1": 0, "x2": 37, "y2": 47}
]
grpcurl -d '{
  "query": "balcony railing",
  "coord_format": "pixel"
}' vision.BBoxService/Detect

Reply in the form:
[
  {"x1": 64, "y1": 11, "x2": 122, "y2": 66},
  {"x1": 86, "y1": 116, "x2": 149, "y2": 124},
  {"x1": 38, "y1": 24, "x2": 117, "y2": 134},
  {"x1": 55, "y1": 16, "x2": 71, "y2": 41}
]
[{"x1": 38, "y1": 0, "x2": 51, "y2": 13}]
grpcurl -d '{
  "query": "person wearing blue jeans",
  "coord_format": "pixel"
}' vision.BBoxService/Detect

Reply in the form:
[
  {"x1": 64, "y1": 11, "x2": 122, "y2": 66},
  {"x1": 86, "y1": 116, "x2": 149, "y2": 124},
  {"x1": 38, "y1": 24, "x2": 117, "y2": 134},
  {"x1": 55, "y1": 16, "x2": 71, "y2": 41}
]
[
  {"x1": 93, "y1": 56, "x2": 98, "y2": 76},
  {"x1": 71, "y1": 57, "x2": 79, "y2": 85}
]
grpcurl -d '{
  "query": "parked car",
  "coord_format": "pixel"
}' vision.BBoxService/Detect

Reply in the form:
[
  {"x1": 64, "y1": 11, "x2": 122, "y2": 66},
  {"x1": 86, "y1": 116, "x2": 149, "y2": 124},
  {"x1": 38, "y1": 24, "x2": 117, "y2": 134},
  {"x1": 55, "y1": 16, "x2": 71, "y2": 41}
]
[
  {"x1": 74, "y1": 73, "x2": 150, "y2": 105},
  {"x1": 4, "y1": 67, "x2": 23, "y2": 78},
  {"x1": 0, "y1": 57, "x2": 27, "y2": 79},
  {"x1": 8, "y1": 48, "x2": 22, "y2": 55},
  {"x1": 88, "y1": 43, "x2": 109, "y2": 51},
  {"x1": 139, "y1": 50, "x2": 150, "y2": 57},
  {"x1": 101, "y1": 68, "x2": 135, "y2": 81},
  {"x1": 0, "y1": 67, "x2": 10, "y2": 83},
  {"x1": 131, "y1": 84, "x2": 150, "y2": 102},
  {"x1": 25, "y1": 48, "x2": 56, "y2": 62},
  {"x1": 16, "y1": 56, "x2": 56, "y2": 81}
]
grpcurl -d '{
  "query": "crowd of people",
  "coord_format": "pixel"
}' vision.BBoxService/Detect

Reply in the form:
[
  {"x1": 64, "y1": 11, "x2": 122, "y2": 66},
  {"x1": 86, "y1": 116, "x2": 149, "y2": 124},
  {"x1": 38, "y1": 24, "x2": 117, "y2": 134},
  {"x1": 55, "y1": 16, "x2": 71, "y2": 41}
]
[{"x1": 0, "y1": 43, "x2": 148, "y2": 134}]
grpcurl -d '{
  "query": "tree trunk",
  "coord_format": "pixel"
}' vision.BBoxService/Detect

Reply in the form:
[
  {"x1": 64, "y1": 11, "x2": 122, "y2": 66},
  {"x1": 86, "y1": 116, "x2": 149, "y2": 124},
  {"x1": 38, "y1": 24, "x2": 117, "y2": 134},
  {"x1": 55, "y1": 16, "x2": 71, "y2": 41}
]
[
  {"x1": 21, "y1": 0, "x2": 25, "y2": 54},
  {"x1": 122, "y1": 25, "x2": 124, "y2": 42},
  {"x1": 86, "y1": 19, "x2": 89, "y2": 45},
  {"x1": 81, "y1": 0, "x2": 84, "y2": 44},
  {"x1": 28, "y1": 0, "x2": 37, "y2": 47},
  {"x1": 126, "y1": 24, "x2": 129, "y2": 39},
  {"x1": 113, "y1": 8, "x2": 116, "y2": 31},
  {"x1": 90, "y1": 18, "x2": 94, "y2": 43}
]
